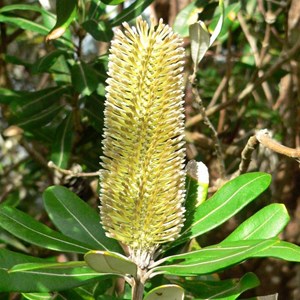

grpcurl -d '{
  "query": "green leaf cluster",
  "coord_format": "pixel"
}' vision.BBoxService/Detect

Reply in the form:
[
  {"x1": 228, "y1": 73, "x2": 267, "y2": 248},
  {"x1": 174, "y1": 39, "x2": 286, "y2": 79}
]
[{"x1": 0, "y1": 172, "x2": 299, "y2": 298}]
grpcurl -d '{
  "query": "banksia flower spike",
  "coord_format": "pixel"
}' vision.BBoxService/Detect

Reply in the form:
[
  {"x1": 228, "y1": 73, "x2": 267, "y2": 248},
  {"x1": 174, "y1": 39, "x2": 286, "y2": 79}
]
[{"x1": 100, "y1": 17, "x2": 186, "y2": 269}]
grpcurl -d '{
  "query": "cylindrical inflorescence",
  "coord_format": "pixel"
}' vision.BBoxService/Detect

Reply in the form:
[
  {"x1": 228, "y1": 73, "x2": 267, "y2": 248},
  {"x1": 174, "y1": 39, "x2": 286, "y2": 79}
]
[{"x1": 100, "y1": 17, "x2": 186, "y2": 268}]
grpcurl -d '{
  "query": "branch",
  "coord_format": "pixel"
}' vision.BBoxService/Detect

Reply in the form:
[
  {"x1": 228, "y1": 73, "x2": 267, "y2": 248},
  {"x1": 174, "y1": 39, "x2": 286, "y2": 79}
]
[
  {"x1": 48, "y1": 161, "x2": 100, "y2": 177},
  {"x1": 186, "y1": 37, "x2": 300, "y2": 128},
  {"x1": 256, "y1": 129, "x2": 300, "y2": 159},
  {"x1": 234, "y1": 129, "x2": 300, "y2": 177},
  {"x1": 190, "y1": 79, "x2": 226, "y2": 179}
]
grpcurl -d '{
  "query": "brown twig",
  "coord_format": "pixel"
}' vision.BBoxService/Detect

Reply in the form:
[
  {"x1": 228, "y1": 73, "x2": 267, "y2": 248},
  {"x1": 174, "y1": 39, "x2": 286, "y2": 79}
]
[
  {"x1": 256, "y1": 129, "x2": 300, "y2": 159},
  {"x1": 48, "y1": 161, "x2": 100, "y2": 177},
  {"x1": 186, "y1": 37, "x2": 300, "y2": 128},
  {"x1": 234, "y1": 129, "x2": 300, "y2": 178},
  {"x1": 237, "y1": 135, "x2": 259, "y2": 176},
  {"x1": 190, "y1": 80, "x2": 226, "y2": 179}
]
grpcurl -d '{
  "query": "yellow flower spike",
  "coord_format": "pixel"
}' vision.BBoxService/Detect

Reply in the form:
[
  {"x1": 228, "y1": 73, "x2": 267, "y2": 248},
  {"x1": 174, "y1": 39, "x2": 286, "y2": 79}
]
[{"x1": 100, "y1": 17, "x2": 186, "y2": 269}]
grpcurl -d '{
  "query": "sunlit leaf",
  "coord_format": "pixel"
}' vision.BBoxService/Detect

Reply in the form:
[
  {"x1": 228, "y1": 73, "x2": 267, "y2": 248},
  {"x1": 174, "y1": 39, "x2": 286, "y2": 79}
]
[
  {"x1": 169, "y1": 172, "x2": 271, "y2": 249},
  {"x1": 223, "y1": 204, "x2": 290, "y2": 242},
  {"x1": 85, "y1": 250, "x2": 137, "y2": 277},
  {"x1": 153, "y1": 239, "x2": 277, "y2": 276},
  {"x1": 110, "y1": 0, "x2": 154, "y2": 26},
  {"x1": 144, "y1": 285, "x2": 184, "y2": 300},
  {"x1": 46, "y1": 0, "x2": 77, "y2": 41}
]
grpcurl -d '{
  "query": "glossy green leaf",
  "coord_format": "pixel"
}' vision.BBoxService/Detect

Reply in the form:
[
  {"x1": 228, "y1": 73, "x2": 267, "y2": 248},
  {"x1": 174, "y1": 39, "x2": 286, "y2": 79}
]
[
  {"x1": 82, "y1": 19, "x2": 113, "y2": 42},
  {"x1": 153, "y1": 239, "x2": 277, "y2": 276},
  {"x1": 22, "y1": 292, "x2": 53, "y2": 300},
  {"x1": 0, "y1": 14, "x2": 48, "y2": 35},
  {"x1": 110, "y1": 0, "x2": 154, "y2": 27},
  {"x1": 0, "y1": 229, "x2": 29, "y2": 253},
  {"x1": 46, "y1": 0, "x2": 77, "y2": 40},
  {"x1": 223, "y1": 204, "x2": 290, "y2": 243},
  {"x1": 50, "y1": 113, "x2": 73, "y2": 169},
  {"x1": 0, "y1": 248, "x2": 48, "y2": 270},
  {"x1": 209, "y1": 0, "x2": 224, "y2": 46},
  {"x1": 101, "y1": 0, "x2": 126, "y2": 5},
  {"x1": 0, "y1": 205, "x2": 92, "y2": 254},
  {"x1": 1, "y1": 260, "x2": 106, "y2": 292},
  {"x1": 49, "y1": 55, "x2": 72, "y2": 84},
  {"x1": 33, "y1": 50, "x2": 67, "y2": 73},
  {"x1": 10, "y1": 86, "x2": 67, "y2": 117},
  {"x1": 0, "y1": 88, "x2": 21, "y2": 104},
  {"x1": 144, "y1": 285, "x2": 184, "y2": 300},
  {"x1": 43, "y1": 186, "x2": 123, "y2": 253},
  {"x1": 0, "y1": 4, "x2": 52, "y2": 16},
  {"x1": 209, "y1": 2, "x2": 240, "y2": 43},
  {"x1": 84, "y1": 250, "x2": 137, "y2": 277},
  {"x1": 179, "y1": 272, "x2": 259, "y2": 299},
  {"x1": 10, "y1": 261, "x2": 86, "y2": 272},
  {"x1": 71, "y1": 61, "x2": 101, "y2": 96},
  {"x1": 82, "y1": 94, "x2": 105, "y2": 133},
  {"x1": 171, "y1": 172, "x2": 271, "y2": 248},
  {"x1": 87, "y1": 0, "x2": 106, "y2": 20},
  {"x1": 253, "y1": 240, "x2": 300, "y2": 262},
  {"x1": 14, "y1": 104, "x2": 64, "y2": 130},
  {"x1": 173, "y1": 0, "x2": 207, "y2": 37}
]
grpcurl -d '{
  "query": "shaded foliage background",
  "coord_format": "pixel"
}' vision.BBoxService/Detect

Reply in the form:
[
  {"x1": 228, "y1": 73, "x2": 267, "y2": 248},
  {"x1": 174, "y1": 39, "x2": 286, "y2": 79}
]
[{"x1": 0, "y1": 0, "x2": 299, "y2": 298}]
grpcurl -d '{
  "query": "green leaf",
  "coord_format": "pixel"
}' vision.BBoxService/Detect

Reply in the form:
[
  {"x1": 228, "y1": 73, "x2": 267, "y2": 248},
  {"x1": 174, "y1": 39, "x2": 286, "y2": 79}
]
[
  {"x1": 1, "y1": 260, "x2": 106, "y2": 292},
  {"x1": 0, "y1": 205, "x2": 92, "y2": 254},
  {"x1": 82, "y1": 19, "x2": 113, "y2": 42},
  {"x1": 0, "y1": 88, "x2": 21, "y2": 104},
  {"x1": 46, "y1": 0, "x2": 77, "y2": 41},
  {"x1": 71, "y1": 61, "x2": 102, "y2": 96},
  {"x1": 14, "y1": 104, "x2": 64, "y2": 130},
  {"x1": 189, "y1": 21, "x2": 210, "y2": 72},
  {"x1": 84, "y1": 250, "x2": 137, "y2": 277},
  {"x1": 101, "y1": 0, "x2": 126, "y2": 5},
  {"x1": 209, "y1": 0, "x2": 224, "y2": 46},
  {"x1": 179, "y1": 272, "x2": 259, "y2": 299},
  {"x1": 153, "y1": 239, "x2": 278, "y2": 276},
  {"x1": 33, "y1": 50, "x2": 67, "y2": 73},
  {"x1": 49, "y1": 55, "x2": 72, "y2": 84},
  {"x1": 173, "y1": 0, "x2": 207, "y2": 37},
  {"x1": 0, "y1": 248, "x2": 48, "y2": 270},
  {"x1": 82, "y1": 94, "x2": 105, "y2": 133},
  {"x1": 223, "y1": 204, "x2": 290, "y2": 242},
  {"x1": 8, "y1": 86, "x2": 68, "y2": 130},
  {"x1": 171, "y1": 172, "x2": 271, "y2": 248},
  {"x1": 0, "y1": 4, "x2": 52, "y2": 16},
  {"x1": 22, "y1": 293, "x2": 53, "y2": 300},
  {"x1": 0, "y1": 229, "x2": 29, "y2": 253},
  {"x1": 43, "y1": 186, "x2": 123, "y2": 253},
  {"x1": 10, "y1": 86, "x2": 67, "y2": 117},
  {"x1": 0, "y1": 14, "x2": 48, "y2": 35},
  {"x1": 253, "y1": 240, "x2": 300, "y2": 262},
  {"x1": 50, "y1": 112, "x2": 73, "y2": 169},
  {"x1": 110, "y1": 0, "x2": 154, "y2": 27},
  {"x1": 144, "y1": 285, "x2": 184, "y2": 300},
  {"x1": 209, "y1": 2, "x2": 240, "y2": 43}
]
